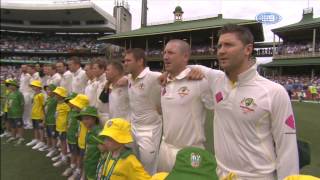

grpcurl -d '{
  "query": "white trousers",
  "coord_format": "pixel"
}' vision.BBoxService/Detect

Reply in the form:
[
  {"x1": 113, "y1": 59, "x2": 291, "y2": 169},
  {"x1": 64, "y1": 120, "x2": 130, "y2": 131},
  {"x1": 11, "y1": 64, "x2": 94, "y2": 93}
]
[
  {"x1": 132, "y1": 125, "x2": 162, "y2": 175},
  {"x1": 98, "y1": 112, "x2": 110, "y2": 127},
  {"x1": 22, "y1": 92, "x2": 33, "y2": 127},
  {"x1": 216, "y1": 165, "x2": 277, "y2": 180}
]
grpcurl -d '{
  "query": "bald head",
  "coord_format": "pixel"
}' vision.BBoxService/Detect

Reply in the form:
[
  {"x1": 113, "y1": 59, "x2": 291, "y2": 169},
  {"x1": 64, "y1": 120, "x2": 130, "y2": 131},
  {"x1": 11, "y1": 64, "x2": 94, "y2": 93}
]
[{"x1": 166, "y1": 39, "x2": 191, "y2": 58}]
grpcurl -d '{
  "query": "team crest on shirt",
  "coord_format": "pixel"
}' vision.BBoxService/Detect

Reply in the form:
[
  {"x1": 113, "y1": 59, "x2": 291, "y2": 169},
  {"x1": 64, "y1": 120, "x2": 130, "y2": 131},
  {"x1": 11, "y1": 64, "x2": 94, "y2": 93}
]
[
  {"x1": 177, "y1": 86, "x2": 190, "y2": 97},
  {"x1": 139, "y1": 83, "x2": 144, "y2": 89},
  {"x1": 190, "y1": 153, "x2": 201, "y2": 168},
  {"x1": 240, "y1": 97, "x2": 257, "y2": 113}
]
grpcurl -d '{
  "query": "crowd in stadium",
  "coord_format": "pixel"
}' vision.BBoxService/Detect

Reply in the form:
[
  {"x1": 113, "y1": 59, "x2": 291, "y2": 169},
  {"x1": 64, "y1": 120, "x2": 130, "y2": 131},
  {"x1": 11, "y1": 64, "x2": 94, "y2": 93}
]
[
  {"x1": 0, "y1": 33, "x2": 105, "y2": 53},
  {"x1": 276, "y1": 42, "x2": 320, "y2": 55}
]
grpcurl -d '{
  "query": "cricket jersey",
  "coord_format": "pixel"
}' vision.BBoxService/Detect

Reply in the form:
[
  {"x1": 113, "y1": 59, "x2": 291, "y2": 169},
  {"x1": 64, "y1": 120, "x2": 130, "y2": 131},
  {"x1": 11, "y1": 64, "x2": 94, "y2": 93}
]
[
  {"x1": 67, "y1": 109, "x2": 80, "y2": 144},
  {"x1": 31, "y1": 93, "x2": 45, "y2": 120},
  {"x1": 71, "y1": 68, "x2": 88, "y2": 94},
  {"x1": 55, "y1": 102, "x2": 70, "y2": 132},
  {"x1": 202, "y1": 64, "x2": 299, "y2": 179},
  {"x1": 19, "y1": 72, "x2": 32, "y2": 93},
  {"x1": 84, "y1": 125, "x2": 103, "y2": 179},
  {"x1": 128, "y1": 67, "x2": 162, "y2": 128},
  {"x1": 47, "y1": 73, "x2": 62, "y2": 86},
  {"x1": 44, "y1": 96, "x2": 58, "y2": 125},
  {"x1": 85, "y1": 79, "x2": 98, "y2": 107},
  {"x1": 95, "y1": 74, "x2": 109, "y2": 119},
  {"x1": 7, "y1": 90, "x2": 24, "y2": 119},
  {"x1": 109, "y1": 84, "x2": 130, "y2": 119},
  {"x1": 60, "y1": 70, "x2": 73, "y2": 94},
  {"x1": 96, "y1": 149, "x2": 151, "y2": 180},
  {"x1": 161, "y1": 68, "x2": 214, "y2": 147}
]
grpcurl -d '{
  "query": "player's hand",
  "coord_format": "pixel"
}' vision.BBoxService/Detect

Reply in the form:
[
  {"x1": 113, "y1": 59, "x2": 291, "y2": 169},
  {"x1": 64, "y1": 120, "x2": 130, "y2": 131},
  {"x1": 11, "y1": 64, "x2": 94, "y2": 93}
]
[
  {"x1": 115, "y1": 76, "x2": 128, "y2": 87},
  {"x1": 187, "y1": 68, "x2": 204, "y2": 80},
  {"x1": 158, "y1": 72, "x2": 168, "y2": 86}
]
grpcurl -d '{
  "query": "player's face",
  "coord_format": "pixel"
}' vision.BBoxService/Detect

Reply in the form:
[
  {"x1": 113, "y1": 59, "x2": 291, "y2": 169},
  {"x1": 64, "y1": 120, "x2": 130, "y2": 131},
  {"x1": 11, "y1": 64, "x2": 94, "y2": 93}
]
[
  {"x1": 67, "y1": 61, "x2": 77, "y2": 73},
  {"x1": 56, "y1": 63, "x2": 65, "y2": 74},
  {"x1": 84, "y1": 65, "x2": 94, "y2": 80},
  {"x1": 163, "y1": 42, "x2": 188, "y2": 74},
  {"x1": 105, "y1": 64, "x2": 118, "y2": 82},
  {"x1": 92, "y1": 64, "x2": 105, "y2": 78},
  {"x1": 44, "y1": 66, "x2": 51, "y2": 76},
  {"x1": 21, "y1": 65, "x2": 28, "y2": 73},
  {"x1": 217, "y1": 33, "x2": 252, "y2": 73},
  {"x1": 123, "y1": 53, "x2": 139, "y2": 74}
]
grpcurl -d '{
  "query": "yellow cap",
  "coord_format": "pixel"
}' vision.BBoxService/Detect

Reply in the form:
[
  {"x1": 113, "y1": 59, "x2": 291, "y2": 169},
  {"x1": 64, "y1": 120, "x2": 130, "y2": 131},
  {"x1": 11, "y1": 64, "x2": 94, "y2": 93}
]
[
  {"x1": 152, "y1": 172, "x2": 169, "y2": 180},
  {"x1": 30, "y1": 80, "x2": 42, "y2": 88},
  {"x1": 99, "y1": 118, "x2": 133, "y2": 144},
  {"x1": 53, "y1": 86, "x2": 68, "y2": 98},
  {"x1": 69, "y1": 94, "x2": 89, "y2": 109}
]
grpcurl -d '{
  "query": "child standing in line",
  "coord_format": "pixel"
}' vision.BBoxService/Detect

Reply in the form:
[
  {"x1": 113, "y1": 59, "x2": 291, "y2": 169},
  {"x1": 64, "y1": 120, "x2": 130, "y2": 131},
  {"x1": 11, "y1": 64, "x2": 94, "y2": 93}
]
[
  {"x1": 5, "y1": 79, "x2": 25, "y2": 145},
  {"x1": 52, "y1": 86, "x2": 70, "y2": 167},
  {"x1": 26, "y1": 80, "x2": 45, "y2": 150}
]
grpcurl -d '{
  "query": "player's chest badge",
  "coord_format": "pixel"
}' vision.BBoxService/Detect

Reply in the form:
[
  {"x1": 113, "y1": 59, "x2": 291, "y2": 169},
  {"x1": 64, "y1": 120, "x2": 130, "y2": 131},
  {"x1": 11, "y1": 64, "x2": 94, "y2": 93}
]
[
  {"x1": 177, "y1": 86, "x2": 190, "y2": 97},
  {"x1": 240, "y1": 97, "x2": 257, "y2": 114}
]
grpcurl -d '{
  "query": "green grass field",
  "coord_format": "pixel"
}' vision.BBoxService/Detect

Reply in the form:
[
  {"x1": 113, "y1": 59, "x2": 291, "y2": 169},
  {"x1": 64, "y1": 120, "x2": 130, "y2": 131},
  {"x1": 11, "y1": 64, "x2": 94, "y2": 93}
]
[{"x1": 1, "y1": 102, "x2": 320, "y2": 179}]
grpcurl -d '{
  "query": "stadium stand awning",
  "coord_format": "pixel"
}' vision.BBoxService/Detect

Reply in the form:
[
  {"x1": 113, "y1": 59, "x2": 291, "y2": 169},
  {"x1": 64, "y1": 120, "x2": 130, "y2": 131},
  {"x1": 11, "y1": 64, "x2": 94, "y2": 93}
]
[
  {"x1": 272, "y1": 9, "x2": 320, "y2": 41},
  {"x1": 99, "y1": 15, "x2": 264, "y2": 42},
  {"x1": 0, "y1": 1, "x2": 116, "y2": 33},
  {"x1": 262, "y1": 57, "x2": 320, "y2": 67}
]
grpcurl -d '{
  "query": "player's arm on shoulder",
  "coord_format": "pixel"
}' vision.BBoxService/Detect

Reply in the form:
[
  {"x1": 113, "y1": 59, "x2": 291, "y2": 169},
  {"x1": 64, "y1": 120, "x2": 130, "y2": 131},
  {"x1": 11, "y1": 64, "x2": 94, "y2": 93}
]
[
  {"x1": 270, "y1": 85, "x2": 299, "y2": 179},
  {"x1": 199, "y1": 78, "x2": 214, "y2": 110}
]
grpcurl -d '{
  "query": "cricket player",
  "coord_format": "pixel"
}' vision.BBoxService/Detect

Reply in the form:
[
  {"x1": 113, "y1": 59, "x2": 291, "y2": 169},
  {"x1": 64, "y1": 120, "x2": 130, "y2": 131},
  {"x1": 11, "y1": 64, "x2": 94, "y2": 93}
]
[
  {"x1": 84, "y1": 63, "x2": 98, "y2": 107},
  {"x1": 68, "y1": 56, "x2": 88, "y2": 94},
  {"x1": 105, "y1": 60, "x2": 130, "y2": 119},
  {"x1": 158, "y1": 39, "x2": 214, "y2": 172},
  {"x1": 91, "y1": 58, "x2": 109, "y2": 125},
  {"x1": 123, "y1": 48, "x2": 162, "y2": 175},
  {"x1": 19, "y1": 64, "x2": 33, "y2": 129},
  {"x1": 194, "y1": 24, "x2": 299, "y2": 180},
  {"x1": 56, "y1": 61, "x2": 73, "y2": 94},
  {"x1": 46, "y1": 64, "x2": 62, "y2": 86}
]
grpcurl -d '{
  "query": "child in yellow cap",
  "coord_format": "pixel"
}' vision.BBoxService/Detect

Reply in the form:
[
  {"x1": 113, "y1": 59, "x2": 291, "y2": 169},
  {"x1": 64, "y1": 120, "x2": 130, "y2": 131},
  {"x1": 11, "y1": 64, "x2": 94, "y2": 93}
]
[
  {"x1": 26, "y1": 80, "x2": 46, "y2": 150},
  {"x1": 52, "y1": 86, "x2": 70, "y2": 167},
  {"x1": 96, "y1": 118, "x2": 151, "y2": 180}
]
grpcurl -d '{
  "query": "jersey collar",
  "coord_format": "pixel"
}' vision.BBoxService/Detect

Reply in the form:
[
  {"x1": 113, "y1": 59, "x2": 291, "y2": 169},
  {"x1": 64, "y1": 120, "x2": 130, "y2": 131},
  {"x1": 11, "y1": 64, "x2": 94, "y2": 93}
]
[
  {"x1": 137, "y1": 67, "x2": 150, "y2": 79},
  {"x1": 167, "y1": 68, "x2": 190, "y2": 82},
  {"x1": 236, "y1": 63, "x2": 257, "y2": 85}
]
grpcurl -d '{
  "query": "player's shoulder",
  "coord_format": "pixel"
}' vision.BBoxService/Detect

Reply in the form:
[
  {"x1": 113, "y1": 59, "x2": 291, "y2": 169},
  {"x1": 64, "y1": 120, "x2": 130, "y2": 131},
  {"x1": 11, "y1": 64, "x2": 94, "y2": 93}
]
[{"x1": 256, "y1": 75, "x2": 287, "y2": 95}]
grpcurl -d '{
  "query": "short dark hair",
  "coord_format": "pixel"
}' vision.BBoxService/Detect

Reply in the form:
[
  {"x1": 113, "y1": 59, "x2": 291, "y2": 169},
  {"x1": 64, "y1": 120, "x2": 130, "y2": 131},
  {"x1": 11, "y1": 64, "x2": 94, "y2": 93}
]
[
  {"x1": 92, "y1": 57, "x2": 107, "y2": 70},
  {"x1": 125, "y1": 48, "x2": 147, "y2": 67},
  {"x1": 68, "y1": 56, "x2": 81, "y2": 65},
  {"x1": 218, "y1": 24, "x2": 254, "y2": 45},
  {"x1": 56, "y1": 60, "x2": 66, "y2": 67},
  {"x1": 107, "y1": 60, "x2": 124, "y2": 74}
]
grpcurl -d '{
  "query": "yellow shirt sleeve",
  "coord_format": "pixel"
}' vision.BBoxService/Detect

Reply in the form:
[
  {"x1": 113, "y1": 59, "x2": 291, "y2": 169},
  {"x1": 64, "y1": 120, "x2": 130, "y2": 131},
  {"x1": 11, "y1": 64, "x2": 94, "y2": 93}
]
[{"x1": 55, "y1": 103, "x2": 70, "y2": 132}]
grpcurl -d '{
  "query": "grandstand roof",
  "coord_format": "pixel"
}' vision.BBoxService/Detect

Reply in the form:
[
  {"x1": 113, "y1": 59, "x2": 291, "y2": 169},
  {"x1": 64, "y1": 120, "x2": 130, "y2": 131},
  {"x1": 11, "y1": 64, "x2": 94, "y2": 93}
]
[
  {"x1": 263, "y1": 57, "x2": 320, "y2": 67},
  {"x1": 272, "y1": 9, "x2": 320, "y2": 41},
  {"x1": 99, "y1": 14, "x2": 264, "y2": 42},
  {"x1": 0, "y1": 1, "x2": 116, "y2": 33}
]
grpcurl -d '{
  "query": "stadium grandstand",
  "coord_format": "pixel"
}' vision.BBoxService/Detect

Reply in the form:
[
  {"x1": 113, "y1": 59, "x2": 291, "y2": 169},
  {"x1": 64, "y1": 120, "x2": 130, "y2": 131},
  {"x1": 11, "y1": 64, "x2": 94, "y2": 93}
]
[
  {"x1": 0, "y1": 0, "x2": 132, "y2": 79},
  {"x1": 98, "y1": 5, "x2": 270, "y2": 70},
  {"x1": 261, "y1": 8, "x2": 320, "y2": 100}
]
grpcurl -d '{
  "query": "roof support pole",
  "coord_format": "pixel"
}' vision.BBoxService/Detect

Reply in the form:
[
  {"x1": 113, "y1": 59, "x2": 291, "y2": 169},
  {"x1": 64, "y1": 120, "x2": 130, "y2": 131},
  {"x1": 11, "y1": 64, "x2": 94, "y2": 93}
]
[
  {"x1": 146, "y1": 39, "x2": 149, "y2": 55},
  {"x1": 163, "y1": 37, "x2": 166, "y2": 49},
  {"x1": 312, "y1": 28, "x2": 316, "y2": 55},
  {"x1": 211, "y1": 30, "x2": 214, "y2": 55},
  {"x1": 129, "y1": 39, "x2": 132, "y2": 48},
  {"x1": 272, "y1": 33, "x2": 276, "y2": 56},
  {"x1": 125, "y1": 40, "x2": 127, "y2": 49},
  {"x1": 189, "y1": 33, "x2": 192, "y2": 49}
]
